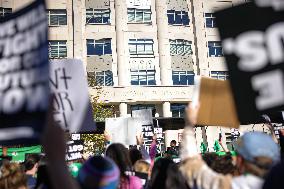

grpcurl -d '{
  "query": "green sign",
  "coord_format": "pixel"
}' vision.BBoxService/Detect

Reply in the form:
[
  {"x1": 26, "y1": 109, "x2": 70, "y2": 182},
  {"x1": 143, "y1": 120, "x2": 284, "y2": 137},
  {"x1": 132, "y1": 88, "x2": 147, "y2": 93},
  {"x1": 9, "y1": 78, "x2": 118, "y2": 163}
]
[{"x1": 0, "y1": 146, "x2": 42, "y2": 162}]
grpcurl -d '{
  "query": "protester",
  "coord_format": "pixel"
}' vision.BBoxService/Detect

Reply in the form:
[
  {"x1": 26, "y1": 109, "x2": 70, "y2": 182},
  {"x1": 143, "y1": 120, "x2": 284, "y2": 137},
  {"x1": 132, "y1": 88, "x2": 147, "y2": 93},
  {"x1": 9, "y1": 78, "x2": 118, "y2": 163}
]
[
  {"x1": 105, "y1": 143, "x2": 143, "y2": 189},
  {"x1": 133, "y1": 160, "x2": 150, "y2": 188},
  {"x1": 0, "y1": 161, "x2": 28, "y2": 189},
  {"x1": 147, "y1": 158, "x2": 189, "y2": 189},
  {"x1": 35, "y1": 164, "x2": 53, "y2": 189},
  {"x1": 77, "y1": 156, "x2": 120, "y2": 189},
  {"x1": 179, "y1": 103, "x2": 280, "y2": 189},
  {"x1": 24, "y1": 154, "x2": 40, "y2": 189},
  {"x1": 167, "y1": 140, "x2": 179, "y2": 157}
]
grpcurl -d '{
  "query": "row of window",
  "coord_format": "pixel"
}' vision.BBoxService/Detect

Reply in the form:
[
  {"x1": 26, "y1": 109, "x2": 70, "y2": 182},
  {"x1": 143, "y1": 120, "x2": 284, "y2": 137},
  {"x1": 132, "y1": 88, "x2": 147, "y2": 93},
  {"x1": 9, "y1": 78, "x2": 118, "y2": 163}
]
[
  {"x1": 49, "y1": 39, "x2": 222, "y2": 58},
  {"x1": 91, "y1": 70, "x2": 228, "y2": 86},
  {"x1": 45, "y1": 8, "x2": 190, "y2": 26},
  {"x1": 1, "y1": 6, "x2": 222, "y2": 31},
  {"x1": 1, "y1": 7, "x2": 221, "y2": 29}
]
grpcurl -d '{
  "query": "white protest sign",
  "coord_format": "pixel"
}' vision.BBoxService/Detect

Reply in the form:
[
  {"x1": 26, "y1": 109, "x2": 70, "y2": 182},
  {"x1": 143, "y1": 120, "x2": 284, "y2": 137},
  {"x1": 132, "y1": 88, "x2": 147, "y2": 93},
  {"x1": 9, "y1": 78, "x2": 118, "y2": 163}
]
[
  {"x1": 105, "y1": 117, "x2": 142, "y2": 145},
  {"x1": 50, "y1": 59, "x2": 95, "y2": 132}
]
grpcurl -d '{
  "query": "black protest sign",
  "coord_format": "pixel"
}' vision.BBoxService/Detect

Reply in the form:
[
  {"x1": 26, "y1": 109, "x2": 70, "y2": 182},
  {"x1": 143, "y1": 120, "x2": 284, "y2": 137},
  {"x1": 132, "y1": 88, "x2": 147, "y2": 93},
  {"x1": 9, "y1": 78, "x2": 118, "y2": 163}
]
[
  {"x1": 66, "y1": 140, "x2": 84, "y2": 161},
  {"x1": 142, "y1": 125, "x2": 164, "y2": 154},
  {"x1": 215, "y1": 2, "x2": 284, "y2": 123},
  {"x1": 0, "y1": 0, "x2": 49, "y2": 145},
  {"x1": 50, "y1": 59, "x2": 95, "y2": 132}
]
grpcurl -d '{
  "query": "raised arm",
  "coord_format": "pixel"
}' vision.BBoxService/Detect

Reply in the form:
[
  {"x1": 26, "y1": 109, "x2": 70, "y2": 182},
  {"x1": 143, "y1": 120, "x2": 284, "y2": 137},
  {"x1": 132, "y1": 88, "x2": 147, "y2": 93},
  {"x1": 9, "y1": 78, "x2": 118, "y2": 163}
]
[
  {"x1": 42, "y1": 103, "x2": 80, "y2": 189},
  {"x1": 179, "y1": 103, "x2": 232, "y2": 189}
]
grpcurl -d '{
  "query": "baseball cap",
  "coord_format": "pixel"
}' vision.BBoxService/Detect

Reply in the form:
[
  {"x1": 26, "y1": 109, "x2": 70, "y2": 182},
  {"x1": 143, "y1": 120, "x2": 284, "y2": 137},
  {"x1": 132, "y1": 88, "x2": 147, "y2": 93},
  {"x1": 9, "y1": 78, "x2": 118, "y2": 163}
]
[
  {"x1": 234, "y1": 132, "x2": 280, "y2": 166},
  {"x1": 77, "y1": 156, "x2": 120, "y2": 189}
]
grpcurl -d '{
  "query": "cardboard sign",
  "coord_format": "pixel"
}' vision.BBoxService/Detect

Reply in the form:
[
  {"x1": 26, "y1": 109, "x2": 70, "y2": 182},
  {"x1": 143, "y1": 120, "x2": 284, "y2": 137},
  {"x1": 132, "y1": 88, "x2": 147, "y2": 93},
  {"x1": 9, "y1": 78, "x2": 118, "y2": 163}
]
[
  {"x1": 195, "y1": 77, "x2": 239, "y2": 128},
  {"x1": 66, "y1": 140, "x2": 84, "y2": 161},
  {"x1": 50, "y1": 59, "x2": 95, "y2": 132},
  {"x1": 105, "y1": 117, "x2": 142, "y2": 146},
  {"x1": 215, "y1": 1, "x2": 284, "y2": 123},
  {"x1": 0, "y1": 0, "x2": 49, "y2": 145}
]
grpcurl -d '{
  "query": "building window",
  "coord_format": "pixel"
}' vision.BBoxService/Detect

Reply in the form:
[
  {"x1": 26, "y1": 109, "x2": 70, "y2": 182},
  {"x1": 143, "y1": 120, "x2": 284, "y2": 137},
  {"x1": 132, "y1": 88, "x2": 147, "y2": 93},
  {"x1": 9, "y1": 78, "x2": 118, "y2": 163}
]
[
  {"x1": 87, "y1": 39, "x2": 112, "y2": 56},
  {"x1": 170, "y1": 39, "x2": 192, "y2": 56},
  {"x1": 95, "y1": 71, "x2": 114, "y2": 86},
  {"x1": 46, "y1": 9, "x2": 67, "y2": 26},
  {"x1": 128, "y1": 8, "x2": 151, "y2": 23},
  {"x1": 172, "y1": 71, "x2": 195, "y2": 85},
  {"x1": 131, "y1": 70, "x2": 156, "y2": 85},
  {"x1": 49, "y1": 41, "x2": 67, "y2": 59},
  {"x1": 131, "y1": 104, "x2": 155, "y2": 111},
  {"x1": 129, "y1": 39, "x2": 154, "y2": 57},
  {"x1": 0, "y1": 7, "x2": 12, "y2": 18},
  {"x1": 171, "y1": 104, "x2": 187, "y2": 118},
  {"x1": 204, "y1": 13, "x2": 216, "y2": 28},
  {"x1": 208, "y1": 41, "x2": 223, "y2": 57},
  {"x1": 210, "y1": 71, "x2": 229, "y2": 80},
  {"x1": 86, "y1": 9, "x2": 110, "y2": 24},
  {"x1": 167, "y1": 10, "x2": 190, "y2": 25}
]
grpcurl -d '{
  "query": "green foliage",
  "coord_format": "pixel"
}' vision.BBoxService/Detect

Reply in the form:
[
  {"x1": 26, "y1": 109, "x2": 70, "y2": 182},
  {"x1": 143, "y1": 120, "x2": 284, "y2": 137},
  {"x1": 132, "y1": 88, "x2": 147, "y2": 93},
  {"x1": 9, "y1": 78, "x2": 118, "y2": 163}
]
[
  {"x1": 82, "y1": 74, "x2": 114, "y2": 158},
  {"x1": 81, "y1": 134, "x2": 106, "y2": 157},
  {"x1": 87, "y1": 73, "x2": 115, "y2": 122}
]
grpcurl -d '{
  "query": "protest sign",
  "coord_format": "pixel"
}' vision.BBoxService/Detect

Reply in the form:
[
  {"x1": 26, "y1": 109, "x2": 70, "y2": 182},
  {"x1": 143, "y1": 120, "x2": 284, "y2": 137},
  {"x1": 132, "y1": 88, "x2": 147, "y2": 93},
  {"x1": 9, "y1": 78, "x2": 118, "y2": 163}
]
[
  {"x1": 66, "y1": 140, "x2": 84, "y2": 161},
  {"x1": 50, "y1": 59, "x2": 95, "y2": 132},
  {"x1": 105, "y1": 117, "x2": 142, "y2": 145},
  {"x1": 195, "y1": 77, "x2": 239, "y2": 128},
  {"x1": 0, "y1": 0, "x2": 49, "y2": 145},
  {"x1": 215, "y1": 1, "x2": 284, "y2": 123},
  {"x1": 132, "y1": 109, "x2": 164, "y2": 153}
]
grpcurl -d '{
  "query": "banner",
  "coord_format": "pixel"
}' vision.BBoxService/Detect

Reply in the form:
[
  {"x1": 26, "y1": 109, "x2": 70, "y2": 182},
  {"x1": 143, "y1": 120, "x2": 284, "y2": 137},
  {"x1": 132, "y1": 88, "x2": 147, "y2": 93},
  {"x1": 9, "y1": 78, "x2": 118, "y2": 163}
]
[
  {"x1": 50, "y1": 59, "x2": 95, "y2": 132},
  {"x1": 0, "y1": 0, "x2": 49, "y2": 145},
  {"x1": 0, "y1": 146, "x2": 42, "y2": 162},
  {"x1": 215, "y1": 1, "x2": 284, "y2": 123}
]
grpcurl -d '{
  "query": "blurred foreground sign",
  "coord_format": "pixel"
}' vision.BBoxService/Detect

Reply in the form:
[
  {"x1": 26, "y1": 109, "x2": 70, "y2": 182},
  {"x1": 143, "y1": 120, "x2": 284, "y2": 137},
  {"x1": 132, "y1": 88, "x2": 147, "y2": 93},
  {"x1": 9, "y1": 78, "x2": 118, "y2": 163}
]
[
  {"x1": 0, "y1": 0, "x2": 49, "y2": 145},
  {"x1": 195, "y1": 77, "x2": 239, "y2": 128},
  {"x1": 216, "y1": 1, "x2": 284, "y2": 123},
  {"x1": 50, "y1": 59, "x2": 95, "y2": 132}
]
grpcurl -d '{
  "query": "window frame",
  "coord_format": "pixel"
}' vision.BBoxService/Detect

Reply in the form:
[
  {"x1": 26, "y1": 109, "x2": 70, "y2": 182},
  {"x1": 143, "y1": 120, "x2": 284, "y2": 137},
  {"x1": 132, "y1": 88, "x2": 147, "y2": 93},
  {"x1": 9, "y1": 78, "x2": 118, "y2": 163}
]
[
  {"x1": 204, "y1": 13, "x2": 216, "y2": 28},
  {"x1": 172, "y1": 71, "x2": 195, "y2": 85},
  {"x1": 129, "y1": 39, "x2": 154, "y2": 57},
  {"x1": 210, "y1": 71, "x2": 229, "y2": 80},
  {"x1": 208, "y1": 41, "x2": 223, "y2": 57},
  {"x1": 49, "y1": 41, "x2": 67, "y2": 59},
  {"x1": 171, "y1": 104, "x2": 187, "y2": 118},
  {"x1": 46, "y1": 9, "x2": 67, "y2": 26},
  {"x1": 170, "y1": 39, "x2": 193, "y2": 56},
  {"x1": 0, "y1": 7, "x2": 12, "y2": 18},
  {"x1": 167, "y1": 10, "x2": 190, "y2": 26},
  {"x1": 130, "y1": 69, "x2": 156, "y2": 86},
  {"x1": 86, "y1": 8, "x2": 111, "y2": 25},
  {"x1": 95, "y1": 70, "x2": 114, "y2": 86},
  {"x1": 87, "y1": 39, "x2": 112, "y2": 56},
  {"x1": 127, "y1": 8, "x2": 152, "y2": 24}
]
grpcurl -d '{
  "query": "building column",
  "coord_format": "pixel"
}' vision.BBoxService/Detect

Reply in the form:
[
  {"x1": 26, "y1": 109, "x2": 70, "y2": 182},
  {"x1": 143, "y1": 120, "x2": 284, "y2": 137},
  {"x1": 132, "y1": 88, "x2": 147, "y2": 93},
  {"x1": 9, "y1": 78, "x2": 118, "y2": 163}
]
[
  {"x1": 155, "y1": 0, "x2": 172, "y2": 85},
  {"x1": 119, "y1": 103, "x2": 128, "y2": 117},
  {"x1": 162, "y1": 102, "x2": 172, "y2": 117},
  {"x1": 115, "y1": 0, "x2": 129, "y2": 86}
]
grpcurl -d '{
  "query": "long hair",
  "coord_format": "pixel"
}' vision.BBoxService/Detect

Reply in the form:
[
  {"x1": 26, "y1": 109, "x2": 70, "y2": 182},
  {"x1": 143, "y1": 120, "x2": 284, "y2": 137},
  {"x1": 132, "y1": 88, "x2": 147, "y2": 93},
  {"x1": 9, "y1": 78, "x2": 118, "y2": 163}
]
[
  {"x1": 0, "y1": 162, "x2": 27, "y2": 189},
  {"x1": 148, "y1": 158, "x2": 190, "y2": 189},
  {"x1": 105, "y1": 143, "x2": 132, "y2": 179}
]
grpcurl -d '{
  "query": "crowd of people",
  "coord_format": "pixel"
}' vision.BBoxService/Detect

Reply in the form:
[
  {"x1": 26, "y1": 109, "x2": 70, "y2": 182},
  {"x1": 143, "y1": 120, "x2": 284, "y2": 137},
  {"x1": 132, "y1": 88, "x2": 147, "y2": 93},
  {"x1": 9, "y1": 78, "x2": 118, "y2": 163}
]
[{"x1": 0, "y1": 103, "x2": 283, "y2": 189}]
